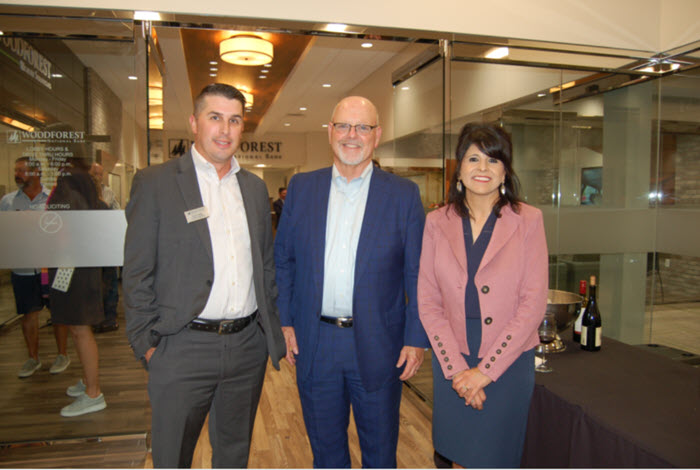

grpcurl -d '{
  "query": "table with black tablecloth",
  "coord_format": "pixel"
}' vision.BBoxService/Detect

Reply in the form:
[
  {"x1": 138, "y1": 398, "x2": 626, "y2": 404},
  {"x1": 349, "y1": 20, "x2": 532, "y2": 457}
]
[{"x1": 521, "y1": 332, "x2": 700, "y2": 468}]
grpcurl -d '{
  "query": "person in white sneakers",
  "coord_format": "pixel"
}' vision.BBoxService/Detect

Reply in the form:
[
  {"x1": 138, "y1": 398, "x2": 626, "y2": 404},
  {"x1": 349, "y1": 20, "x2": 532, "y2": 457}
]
[{"x1": 0, "y1": 157, "x2": 71, "y2": 378}]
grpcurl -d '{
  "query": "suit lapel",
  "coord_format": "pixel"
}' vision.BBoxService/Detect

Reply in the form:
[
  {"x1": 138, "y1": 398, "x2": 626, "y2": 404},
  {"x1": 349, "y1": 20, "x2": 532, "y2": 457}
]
[
  {"x1": 313, "y1": 168, "x2": 332, "y2": 295},
  {"x1": 436, "y1": 206, "x2": 467, "y2": 273},
  {"x1": 236, "y1": 169, "x2": 259, "y2": 249},
  {"x1": 175, "y1": 152, "x2": 213, "y2": 261},
  {"x1": 355, "y1": 169, "x2": 389, "y2": 280},
  {"x1": 480, "y1": 205, "x2": 519, "y2": 269}
]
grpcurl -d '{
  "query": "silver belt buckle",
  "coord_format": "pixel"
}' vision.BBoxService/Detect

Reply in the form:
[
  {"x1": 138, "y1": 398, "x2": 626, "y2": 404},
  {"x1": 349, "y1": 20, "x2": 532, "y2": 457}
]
[
  {"x1": 218, "y1": 319, "x2": 235, "y2": 334},
  {"x1": 336, "y1": 317, "x2": 352, "y2": 328}
]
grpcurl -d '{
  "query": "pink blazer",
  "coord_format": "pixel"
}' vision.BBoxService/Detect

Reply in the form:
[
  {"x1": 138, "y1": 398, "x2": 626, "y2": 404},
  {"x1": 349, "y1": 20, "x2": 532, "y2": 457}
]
[{"x1": 418, "y1": 203, "x2": 548, "y2": 382}]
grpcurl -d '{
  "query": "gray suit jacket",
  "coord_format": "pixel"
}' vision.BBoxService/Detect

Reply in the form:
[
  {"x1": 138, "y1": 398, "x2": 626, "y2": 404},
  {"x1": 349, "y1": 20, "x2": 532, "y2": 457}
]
[{"x1": 123, "y1": 151, "x2": 285, "y2": 369}]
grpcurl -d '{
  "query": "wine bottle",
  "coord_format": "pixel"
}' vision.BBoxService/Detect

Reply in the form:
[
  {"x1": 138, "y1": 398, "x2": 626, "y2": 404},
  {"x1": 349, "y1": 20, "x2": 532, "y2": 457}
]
[
  {"x1": 581, "y1": 275, "x2": 602, "y2": 351},
  {"x1": 573, "y1": 280, "x2": 587, "y2": 343}
]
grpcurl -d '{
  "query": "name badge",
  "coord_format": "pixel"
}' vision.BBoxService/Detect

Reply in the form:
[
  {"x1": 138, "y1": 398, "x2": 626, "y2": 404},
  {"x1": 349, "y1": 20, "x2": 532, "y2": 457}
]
[{"x1": 184, "y1": 206, "x2": 209, "y2": 224}]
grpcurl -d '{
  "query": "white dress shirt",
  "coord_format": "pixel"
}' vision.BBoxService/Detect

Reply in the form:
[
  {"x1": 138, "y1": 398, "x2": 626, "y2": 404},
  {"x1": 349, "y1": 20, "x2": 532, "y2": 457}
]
[
  {"x1": 322, "y1": 162, "x2": 373, "y2": 318},
  {"x1": 191, "y1": 146, "x2": 257, "y2": 320}
]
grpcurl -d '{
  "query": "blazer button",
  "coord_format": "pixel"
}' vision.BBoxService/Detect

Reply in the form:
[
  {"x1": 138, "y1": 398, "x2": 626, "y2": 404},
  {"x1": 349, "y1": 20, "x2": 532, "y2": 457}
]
[
  {"x1": 438, "y1": 342, "x2": 443, "y2": 347},
  {"x1": 434, "y1": 335, "x2": 440, "y2": 341},
  {"x1": 444, "y1": 357, "x2": 449, "y2": 362},
  {"x1": 484, "y1": 317, "x2": 493, "y2": 325},
  {"x1": 496, "y1": 349, "x2": 502, "y2": 354},
  {"x1": 502, "y1": 342, "x2": 507, "y2": 347},
  {"x1": 206, "y1": 279, "x2": 213, "y2": 286},
  {"x1": 507, "y1": 335, "x2": 512, "y2": 340},
  {"x1": 447, "y1": 365, "x2": 453, "y2": 370},
  {"x1": 481, "y1": 285, "x2": 490, "y2": 294},
  {"x1": 440, "y1": 350, "x2": 446, "y2": 355},
  {"x1": 485, "y1": 364, "x2": 491, "y2": 369},
  {"x1": 490, "y1": 356, "x2": 496, "y2": 362}
]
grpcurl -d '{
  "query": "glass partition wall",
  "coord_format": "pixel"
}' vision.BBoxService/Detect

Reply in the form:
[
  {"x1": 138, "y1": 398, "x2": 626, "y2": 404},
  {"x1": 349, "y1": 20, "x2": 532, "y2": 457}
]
[{"x1": 0, "y1": 14, "x2": 149, "y2": 445}]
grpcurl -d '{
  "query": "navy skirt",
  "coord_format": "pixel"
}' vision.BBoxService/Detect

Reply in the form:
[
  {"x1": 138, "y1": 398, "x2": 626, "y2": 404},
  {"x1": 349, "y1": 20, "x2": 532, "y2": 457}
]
[{"x1": 432, "y1": 318, "x2": 535, "y2": 468}]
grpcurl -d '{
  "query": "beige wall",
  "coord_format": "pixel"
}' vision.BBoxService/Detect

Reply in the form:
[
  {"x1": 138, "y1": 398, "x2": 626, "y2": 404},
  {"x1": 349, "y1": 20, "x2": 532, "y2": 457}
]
[{"x1": 4, "y1": 0, "x2": 699, "y2": 53}]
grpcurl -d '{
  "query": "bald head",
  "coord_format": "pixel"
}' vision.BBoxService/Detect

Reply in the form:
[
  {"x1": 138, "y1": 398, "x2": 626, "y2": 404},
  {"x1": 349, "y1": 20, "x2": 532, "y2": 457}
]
[
  {"x1": 90, "y1": 162, "x2": 104, "y2": 184},
  {"x1": 331, "y1": 96, "x2": 379, "y2": 124}
]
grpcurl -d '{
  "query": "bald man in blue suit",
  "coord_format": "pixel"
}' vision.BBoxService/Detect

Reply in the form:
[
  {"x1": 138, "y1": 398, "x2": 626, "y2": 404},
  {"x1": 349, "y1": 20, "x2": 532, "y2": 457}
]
[{"x1": 274, "y1": 96, "x2": 428, "y2": 468}]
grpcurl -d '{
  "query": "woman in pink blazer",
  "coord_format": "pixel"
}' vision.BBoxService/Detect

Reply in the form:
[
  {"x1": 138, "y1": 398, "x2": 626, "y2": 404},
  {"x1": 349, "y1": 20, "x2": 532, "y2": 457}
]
[{"x1": 418, "y1": 123, "x2": 548, "y2": 467}]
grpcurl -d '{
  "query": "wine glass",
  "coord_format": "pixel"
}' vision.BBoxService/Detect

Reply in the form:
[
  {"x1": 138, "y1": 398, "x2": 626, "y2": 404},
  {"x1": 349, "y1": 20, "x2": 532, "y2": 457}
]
[{"x1": 536, "y1": 312, "x2": 557, "y2": 373}]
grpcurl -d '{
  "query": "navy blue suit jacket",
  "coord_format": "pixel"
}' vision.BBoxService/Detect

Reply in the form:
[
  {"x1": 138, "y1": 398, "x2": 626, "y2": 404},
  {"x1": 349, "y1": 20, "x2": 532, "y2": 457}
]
[{"x1": 274, "y1": 166, "x2": 429, "y2": 392}]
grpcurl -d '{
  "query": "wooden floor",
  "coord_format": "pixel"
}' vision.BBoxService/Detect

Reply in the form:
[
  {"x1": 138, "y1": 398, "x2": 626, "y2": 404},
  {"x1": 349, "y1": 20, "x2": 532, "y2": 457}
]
[{"x1": 0, "y1": 299, "x2": 435, "y2": 468}]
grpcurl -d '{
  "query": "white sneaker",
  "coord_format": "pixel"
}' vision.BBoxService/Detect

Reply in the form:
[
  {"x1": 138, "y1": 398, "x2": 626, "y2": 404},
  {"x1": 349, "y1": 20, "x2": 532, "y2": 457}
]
[
  {"x1": 66, "y1": 379, "x2": 86, "y2": 398},
  {"x1": 60, "y1": 393, "x2": 106, "y2": 417},
  {"x1": 50, "y1": 354, "x2": 71, "y2": 374},
  {"x1": 18, "y1": 358, "x2": 42, "y2": 378}
]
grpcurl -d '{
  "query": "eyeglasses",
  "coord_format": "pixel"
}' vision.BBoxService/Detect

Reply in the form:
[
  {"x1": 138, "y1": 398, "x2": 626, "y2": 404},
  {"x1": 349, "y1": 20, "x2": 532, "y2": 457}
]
[{"x1": 331, "y1": 122, "x2": 378, "y2": 136}]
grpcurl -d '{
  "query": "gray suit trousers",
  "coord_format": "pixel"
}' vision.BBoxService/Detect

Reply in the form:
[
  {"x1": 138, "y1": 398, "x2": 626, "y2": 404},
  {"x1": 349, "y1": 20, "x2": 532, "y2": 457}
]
[{"x1": 147, "y1": 320, "x2": 267, "y2": 468}]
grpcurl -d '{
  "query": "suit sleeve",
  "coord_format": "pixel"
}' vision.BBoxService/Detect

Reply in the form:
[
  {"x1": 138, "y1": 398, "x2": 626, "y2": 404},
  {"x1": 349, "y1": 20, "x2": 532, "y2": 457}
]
[
  {"x1": 274, "y1": 176, "x2": 297, "y2": 327},
  {"x1": 477, "y1": 209, "x2": 548, "y2": 382},
  {"x1": 123, "y1": 170, "x2": 160, "y2": 359},
  {"x1": 403, "y1": 183, "x2": 430, "y2": 348},
  {"x1": 418, "y1": 213, "x2": 470, "y2": 379}
]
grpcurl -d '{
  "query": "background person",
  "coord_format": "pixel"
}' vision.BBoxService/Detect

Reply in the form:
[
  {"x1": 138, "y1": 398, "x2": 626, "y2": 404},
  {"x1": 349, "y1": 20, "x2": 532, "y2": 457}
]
[
  {"x1": 417, "y1": 123, "x2": 548, "y2": 467},
  {"x1": 47, "y1": 152, "x2": 107, "y2": 418},
  {"x1": 272, "y1": 186, "x2": 286, "y2": 229},
  {"x1": 274, "y1": 96, "x2": 428, "y2": 468},
  {"x1": 123, "y1": 83, "x2": 285, "y2": 468},
  {"x1": 89, "y1": 163, "x2": 120, "y2": 334},
  {"x1": 0, "y1": 156, "x2": 70, "y2": 378}
]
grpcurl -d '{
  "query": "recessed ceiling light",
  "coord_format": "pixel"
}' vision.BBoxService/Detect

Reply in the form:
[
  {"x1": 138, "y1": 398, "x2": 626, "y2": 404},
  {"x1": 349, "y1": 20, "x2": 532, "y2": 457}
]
[
  {"x1": 322, "y1": 124, "x2": 328, "y2": 128},
  {"x1": 261, "y1": 69, "x2": 269, "y2": 73},
  {"x1": 51, "y1": 73, "x2": 63, "y2": 78},
  {"x1": 325, "y1": 23, "x2": 348, "y2": 32},
  {"x1": 209, "y1": 73, "x2": 217, "y2": 77},
  {"x1": 401, "y1": 86, "x2": 409, "y2": 90},
  {"x1": 0, "y1": 31, "x2": 4, "y2": 36},
  {"x1": 361, "y1": 42, "x2": 373, "y2": 48},
  {"x1": 299, "y1": 107, "x2": 307, "y2": 111},
  {"x1": 210, "y1": 67, "x2": 218, "y2": 71},
  {"x1": 284, "y1": 123, "x2": 291, "y2": 127},
  {"x1": 128, "y1": 75, "x2": 138, "y2": 80},
  {"x1": 134, "y1": 11, "x2": 161, "y2": 21},
  {"x1": 537, "y1": 93, "x2": 547, "y2": 97},
  {"x1": 264, "y1": 63, "x2": 272, "y2": 68},
  {"x1": 258, "y1": 75, "x2": 267, "y2": 79},
  {"x1": 255, "y1": 164, "x2": 266, "y2": 168},
  {"x1": 209, "y1": 61, "x2": 218, "y2": 65},
  {"x1": 322, "y1": 83, "x2": 331, "y2": 88}
]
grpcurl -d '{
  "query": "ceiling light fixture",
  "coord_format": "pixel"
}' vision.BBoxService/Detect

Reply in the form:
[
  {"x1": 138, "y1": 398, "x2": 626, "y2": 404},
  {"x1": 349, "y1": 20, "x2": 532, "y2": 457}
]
[
  {"x1": 209, "y1": 61, "x2": 218, "y2": 65},
  {"x1": 128, "y1": 75, "x2": 138, "y2": 80},
  {"x1": 361, "y1": 42, "x2": 373, "y2": 48},
  {"x1": 485, "y1": 47, "x2": 509, "y2": 59},
  {"x1": 220, "y1": 35, "x2": 273, "y2": 66},
  {"x1": 264, "y1": 64, "x2": 272, "y2": 68},
  {"x1": 284, "y1": 123, "x2": 291, "y2": 127},
  {"x1": 322, "y1": 83, "x2": 331, "y2": 88},
  {"x1": 0, "y1": 115, "x2": 35, "y2": 132}
]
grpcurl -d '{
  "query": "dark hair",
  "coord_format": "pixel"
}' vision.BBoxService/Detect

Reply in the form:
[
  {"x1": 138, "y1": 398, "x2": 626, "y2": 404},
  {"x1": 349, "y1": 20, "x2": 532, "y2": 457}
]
[
  {"x1": 278, "y1": 187, "x2": 287, "y2": 194},
  {"x1": 15, "y1": 156, "x2": 42, "y2": 176},
  {"x1": 447, "y1": 122, "x2": 522, "y2": 219},
  {"x1": 193, "y1": 83, "x2": 246, "y2": 116}
]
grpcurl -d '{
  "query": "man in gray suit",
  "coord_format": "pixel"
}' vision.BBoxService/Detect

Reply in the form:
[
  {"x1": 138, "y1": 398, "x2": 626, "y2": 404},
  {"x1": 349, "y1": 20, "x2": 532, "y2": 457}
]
[{"x1": 123, "y1": 83, "x2": 285, "y2": 468}]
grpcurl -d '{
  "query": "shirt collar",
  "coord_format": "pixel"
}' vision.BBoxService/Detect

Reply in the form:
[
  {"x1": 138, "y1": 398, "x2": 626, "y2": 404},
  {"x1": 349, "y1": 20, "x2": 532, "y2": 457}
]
[
  {"x1": 191, "y1": 143, "x2": 240, "y2": 180},
  {"x1": 332, "y1": 161, "x2": 373, "y2": 184}
]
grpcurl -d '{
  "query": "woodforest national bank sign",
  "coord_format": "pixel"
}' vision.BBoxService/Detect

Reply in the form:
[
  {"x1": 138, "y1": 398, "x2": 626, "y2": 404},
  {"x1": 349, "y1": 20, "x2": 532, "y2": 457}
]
[
  {"x1": 235, "y1": 134, "x2": 306, "y2": 167},
  {"x1": 0, "y1": 37, "x2": 53, "y2": 90}
]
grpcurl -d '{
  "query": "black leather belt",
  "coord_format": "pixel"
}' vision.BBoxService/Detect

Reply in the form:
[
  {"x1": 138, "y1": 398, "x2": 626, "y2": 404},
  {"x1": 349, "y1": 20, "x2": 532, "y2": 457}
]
[
  {"x1": 320, "y1": 316, "x2": 353, "y2": 328},
  {"x1": 188, "y1": 311, "x2": 257, "y2": 334}
]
